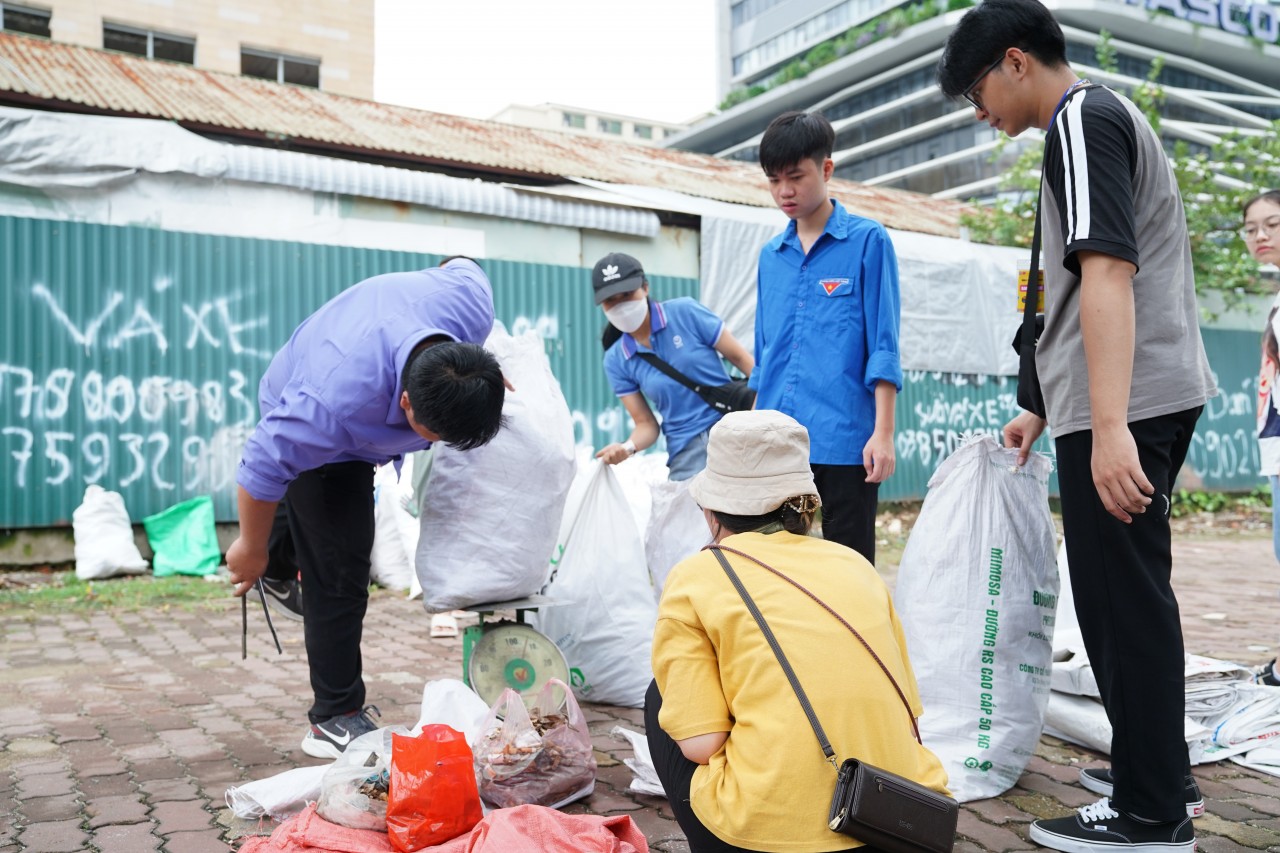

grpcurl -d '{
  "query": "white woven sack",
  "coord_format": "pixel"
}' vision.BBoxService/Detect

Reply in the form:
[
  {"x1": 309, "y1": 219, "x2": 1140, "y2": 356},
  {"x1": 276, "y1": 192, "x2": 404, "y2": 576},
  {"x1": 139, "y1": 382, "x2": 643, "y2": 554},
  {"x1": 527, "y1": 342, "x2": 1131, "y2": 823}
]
[
  {"x1": 72, "y1": 485, "x2": 148, "y2": 580},
  {"x1": 894, "y1": 435, "x2": 1057, "y2": 802},
  {"x1": 415, "y1": 329, "x2": 575, "y2": 612}
]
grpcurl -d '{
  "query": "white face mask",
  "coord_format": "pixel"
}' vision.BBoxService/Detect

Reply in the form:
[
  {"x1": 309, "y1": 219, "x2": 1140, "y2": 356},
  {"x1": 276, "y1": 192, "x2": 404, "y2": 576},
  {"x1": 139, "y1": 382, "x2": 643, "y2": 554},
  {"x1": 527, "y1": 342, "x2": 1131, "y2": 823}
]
[{"x1": 604, "y1": 298, "x2": 649, "y2": 334}]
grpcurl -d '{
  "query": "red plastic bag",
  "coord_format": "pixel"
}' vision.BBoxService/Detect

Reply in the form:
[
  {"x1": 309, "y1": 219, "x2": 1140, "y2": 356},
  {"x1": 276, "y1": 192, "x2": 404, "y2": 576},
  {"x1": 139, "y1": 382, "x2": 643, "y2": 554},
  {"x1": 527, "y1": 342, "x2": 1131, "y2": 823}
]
[{"x1": 386, "y1": 725, "x2": 483, "y2": 852}]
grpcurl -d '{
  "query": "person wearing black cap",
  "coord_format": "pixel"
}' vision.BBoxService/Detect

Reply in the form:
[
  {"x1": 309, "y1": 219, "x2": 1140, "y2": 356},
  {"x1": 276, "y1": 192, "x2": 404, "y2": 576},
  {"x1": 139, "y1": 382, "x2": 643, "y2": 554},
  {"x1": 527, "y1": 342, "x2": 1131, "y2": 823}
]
[{"x1": 591, "y1": 252, "x2": 754, "y2": 480}]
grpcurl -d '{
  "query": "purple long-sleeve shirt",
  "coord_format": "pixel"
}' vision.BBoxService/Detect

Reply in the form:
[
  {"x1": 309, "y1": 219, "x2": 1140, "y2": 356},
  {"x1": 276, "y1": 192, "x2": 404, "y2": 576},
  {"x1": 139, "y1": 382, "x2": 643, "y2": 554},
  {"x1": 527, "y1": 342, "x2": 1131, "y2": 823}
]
[{"x1": 236, "y1": 259, "x2": 495, "y2": 502}]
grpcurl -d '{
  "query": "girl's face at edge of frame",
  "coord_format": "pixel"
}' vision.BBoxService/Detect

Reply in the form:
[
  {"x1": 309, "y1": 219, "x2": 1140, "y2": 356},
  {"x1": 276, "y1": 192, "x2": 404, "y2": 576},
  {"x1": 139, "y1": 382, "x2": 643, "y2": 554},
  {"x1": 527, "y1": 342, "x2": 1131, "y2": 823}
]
[{"x1": 1244, "y1": 198, "x2": 1280, "y2": 267}]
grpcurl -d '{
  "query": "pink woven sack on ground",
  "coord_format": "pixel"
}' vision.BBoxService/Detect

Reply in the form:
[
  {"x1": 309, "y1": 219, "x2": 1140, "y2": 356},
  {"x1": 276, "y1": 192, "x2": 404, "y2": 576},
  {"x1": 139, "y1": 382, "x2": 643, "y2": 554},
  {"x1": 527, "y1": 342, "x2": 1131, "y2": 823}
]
[
  {"x1": 453, "y1": 804, "x2": 648, "y2": 853},
  {"x1": 237, "y1": 803, "x2": 396, "y2": 853},
  {"x1": 238, "y1": 802, "x2": 648, "y2": 853}
]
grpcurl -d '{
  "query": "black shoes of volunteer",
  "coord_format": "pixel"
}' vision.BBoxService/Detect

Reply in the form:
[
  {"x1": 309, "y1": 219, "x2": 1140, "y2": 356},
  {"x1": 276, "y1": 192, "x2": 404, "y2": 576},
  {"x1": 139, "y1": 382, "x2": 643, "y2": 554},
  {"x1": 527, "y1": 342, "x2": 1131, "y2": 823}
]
[
  {"x1": 260, "y1": 577, "x2": 304, "y2": 622},
  {"x1": 302, "y1": 705, "x2": 382, "y2": 760},
  {"x1": 1256, "y1": 658, "x2": 1280, "y2": 687},
  {"x1": 1030, "y1": 798, "x2": 1194, "y2": 853},
  {"x1": 1078, "y1": 768, "x2": 1205, "y2": 819}
]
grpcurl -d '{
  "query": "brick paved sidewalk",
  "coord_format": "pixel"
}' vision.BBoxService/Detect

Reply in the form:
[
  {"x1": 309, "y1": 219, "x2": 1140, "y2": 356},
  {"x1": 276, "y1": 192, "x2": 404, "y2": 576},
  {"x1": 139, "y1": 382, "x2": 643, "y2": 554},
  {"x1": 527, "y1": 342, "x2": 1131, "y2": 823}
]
[{"x1": 2, "y1": 533, "x2": 1279, "y2": 853}]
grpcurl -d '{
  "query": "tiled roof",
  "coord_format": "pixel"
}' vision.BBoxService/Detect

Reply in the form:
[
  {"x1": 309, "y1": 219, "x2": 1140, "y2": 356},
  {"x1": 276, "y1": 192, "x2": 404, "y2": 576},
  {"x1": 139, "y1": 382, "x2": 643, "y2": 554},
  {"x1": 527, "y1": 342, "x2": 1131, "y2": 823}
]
[{"x1": 0, "y1": 32, "x2": 969, "y2": 237}]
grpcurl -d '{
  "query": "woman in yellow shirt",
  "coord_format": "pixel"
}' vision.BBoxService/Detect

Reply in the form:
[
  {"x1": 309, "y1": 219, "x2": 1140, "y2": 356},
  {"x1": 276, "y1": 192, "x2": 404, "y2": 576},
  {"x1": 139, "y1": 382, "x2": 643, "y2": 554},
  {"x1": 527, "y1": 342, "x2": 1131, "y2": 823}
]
[{"x1": 646, "y1": 410, "x2": 949, "y2": 853}]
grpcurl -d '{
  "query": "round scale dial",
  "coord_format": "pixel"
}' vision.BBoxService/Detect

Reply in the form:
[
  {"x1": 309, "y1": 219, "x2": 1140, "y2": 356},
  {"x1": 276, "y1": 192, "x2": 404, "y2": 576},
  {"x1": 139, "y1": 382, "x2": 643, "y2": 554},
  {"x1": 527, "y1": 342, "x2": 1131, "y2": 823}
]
[{"x1": 467, "y1": 621, "x2": 571, "y2": 707}]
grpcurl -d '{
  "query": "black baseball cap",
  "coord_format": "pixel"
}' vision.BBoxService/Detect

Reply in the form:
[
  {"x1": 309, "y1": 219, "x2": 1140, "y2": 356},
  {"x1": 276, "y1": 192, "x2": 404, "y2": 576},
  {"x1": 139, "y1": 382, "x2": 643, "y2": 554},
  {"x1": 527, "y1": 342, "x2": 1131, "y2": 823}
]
[{"x1": 591, "y1": 253, "x2": 646, "y2": 304}]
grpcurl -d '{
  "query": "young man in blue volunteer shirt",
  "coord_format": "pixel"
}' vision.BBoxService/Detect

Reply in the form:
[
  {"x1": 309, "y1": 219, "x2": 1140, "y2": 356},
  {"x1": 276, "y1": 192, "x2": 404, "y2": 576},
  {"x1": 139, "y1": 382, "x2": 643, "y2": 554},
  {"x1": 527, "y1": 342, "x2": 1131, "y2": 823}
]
[
  {"x1": 938, "y1": 1, "x2": 1216, "y2": 851},
  {"x1": 226, "y1": 257, "x2": 506, "y2": 760},
  {"x1": 752, "y1": 111, "x2": 901, "y2": 563}
]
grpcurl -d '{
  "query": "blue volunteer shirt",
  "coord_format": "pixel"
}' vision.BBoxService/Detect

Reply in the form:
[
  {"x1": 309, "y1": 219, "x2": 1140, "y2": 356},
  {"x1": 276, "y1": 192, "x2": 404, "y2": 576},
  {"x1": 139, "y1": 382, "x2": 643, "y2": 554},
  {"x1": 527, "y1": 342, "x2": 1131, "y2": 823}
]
[
  {"x1": 751, "y1": 200, "x2": 902, "y2": 465},
  {"x1": 603, "y1": 297, "x2": 730, "y2": 459}
]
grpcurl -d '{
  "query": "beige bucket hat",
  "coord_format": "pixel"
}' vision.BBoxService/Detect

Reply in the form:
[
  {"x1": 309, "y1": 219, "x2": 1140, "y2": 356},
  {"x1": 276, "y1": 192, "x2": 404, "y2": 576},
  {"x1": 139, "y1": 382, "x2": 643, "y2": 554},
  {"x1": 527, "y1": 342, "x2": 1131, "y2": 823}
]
[{"x1": 688, "y1": 410, "x2": 820, "y2": 516}]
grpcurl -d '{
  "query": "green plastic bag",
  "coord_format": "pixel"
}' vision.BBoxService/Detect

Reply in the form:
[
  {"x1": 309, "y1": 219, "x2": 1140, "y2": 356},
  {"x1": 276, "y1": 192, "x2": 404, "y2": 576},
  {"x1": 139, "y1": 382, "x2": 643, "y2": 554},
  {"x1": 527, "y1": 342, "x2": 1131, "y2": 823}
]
[{"x1": 143, "y1": 496, "x2": 221, "y2": 577}]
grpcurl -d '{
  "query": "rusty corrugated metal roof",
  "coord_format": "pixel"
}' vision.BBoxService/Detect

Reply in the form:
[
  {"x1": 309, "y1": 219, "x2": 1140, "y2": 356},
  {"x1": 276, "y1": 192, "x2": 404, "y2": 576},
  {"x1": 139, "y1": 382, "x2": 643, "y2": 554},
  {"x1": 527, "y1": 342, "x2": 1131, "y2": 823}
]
[{"x1": 0, "y1": 32, "x2": 968, "y2": 237}]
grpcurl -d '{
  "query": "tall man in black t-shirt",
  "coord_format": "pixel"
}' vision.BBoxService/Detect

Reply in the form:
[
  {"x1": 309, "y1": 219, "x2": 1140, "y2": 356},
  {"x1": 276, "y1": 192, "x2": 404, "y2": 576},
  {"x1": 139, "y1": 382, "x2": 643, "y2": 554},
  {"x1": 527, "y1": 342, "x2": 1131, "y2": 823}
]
[{"x1": 938, "y1": 2, "x2": 1217, "y2": 852}]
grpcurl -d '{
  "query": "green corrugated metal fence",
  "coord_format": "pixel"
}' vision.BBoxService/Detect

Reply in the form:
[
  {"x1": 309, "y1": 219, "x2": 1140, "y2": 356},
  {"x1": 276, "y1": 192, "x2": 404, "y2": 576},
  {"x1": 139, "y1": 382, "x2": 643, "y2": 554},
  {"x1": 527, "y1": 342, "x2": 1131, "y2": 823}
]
[
  {"x1": 0, "y1": 216, "x2": 697, "y2": 526},
  {"x1": 0, "y1": 215, "x2": 1264, "y2": 527}
]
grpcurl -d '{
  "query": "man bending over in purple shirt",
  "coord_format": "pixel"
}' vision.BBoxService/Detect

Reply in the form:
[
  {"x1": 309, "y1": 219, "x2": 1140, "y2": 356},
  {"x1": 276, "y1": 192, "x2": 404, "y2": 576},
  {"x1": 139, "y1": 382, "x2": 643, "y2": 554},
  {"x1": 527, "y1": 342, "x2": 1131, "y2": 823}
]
[{"x1": 226, "y1": 256, "x2": 505, "y2": 759}]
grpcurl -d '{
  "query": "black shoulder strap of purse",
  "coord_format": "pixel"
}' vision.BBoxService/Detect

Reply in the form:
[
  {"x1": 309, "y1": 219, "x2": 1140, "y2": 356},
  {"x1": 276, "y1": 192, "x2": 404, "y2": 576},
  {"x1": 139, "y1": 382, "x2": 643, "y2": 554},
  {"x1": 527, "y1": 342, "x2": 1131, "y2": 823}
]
[
  {"x1": 633, "y1": 351, "x2": 707, "y2": 396},
  {"x1": 1020, "y1": 186, "x2": 1044, "y2": 359}
]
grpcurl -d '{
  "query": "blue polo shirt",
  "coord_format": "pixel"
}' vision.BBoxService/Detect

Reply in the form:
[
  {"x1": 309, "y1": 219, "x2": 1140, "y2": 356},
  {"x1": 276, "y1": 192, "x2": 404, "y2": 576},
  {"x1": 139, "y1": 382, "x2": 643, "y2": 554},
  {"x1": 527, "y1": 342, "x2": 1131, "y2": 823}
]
[
  {"x1": 603, "y1": 297, "x2": 730, "y2": 458},
  {"x1": 751, "y1": 200, "x2": 902, "y2": 465}
]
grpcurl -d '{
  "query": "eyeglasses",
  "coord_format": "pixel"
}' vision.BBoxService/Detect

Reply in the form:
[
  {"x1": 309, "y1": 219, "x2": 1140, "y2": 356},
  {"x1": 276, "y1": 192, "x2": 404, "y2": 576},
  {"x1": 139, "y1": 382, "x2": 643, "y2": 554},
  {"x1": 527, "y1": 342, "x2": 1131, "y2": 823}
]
[
  {"x1": 961, "y1": 53, "x2": 1008, "y2": 112},
  {"x1": 1240, "y1": 216, "x2": 1280, "y2": 242}
]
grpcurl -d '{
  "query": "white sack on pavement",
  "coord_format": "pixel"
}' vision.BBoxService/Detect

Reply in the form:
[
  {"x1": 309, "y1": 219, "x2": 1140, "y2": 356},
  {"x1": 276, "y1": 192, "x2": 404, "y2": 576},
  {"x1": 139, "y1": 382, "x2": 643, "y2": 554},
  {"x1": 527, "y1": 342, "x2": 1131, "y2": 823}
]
[
  {"x1": 73, "y1": 485, "x2": 149, "y2": 580},
  {"x1": 369, "y1": 463, "x2": 414, "y2": 591},
  {"x1": 415, "y1": 328, "x2": 576, "y2": 612},
  {"x1": 895, "y1": 435, "x2": 1058, "y2": 802}
]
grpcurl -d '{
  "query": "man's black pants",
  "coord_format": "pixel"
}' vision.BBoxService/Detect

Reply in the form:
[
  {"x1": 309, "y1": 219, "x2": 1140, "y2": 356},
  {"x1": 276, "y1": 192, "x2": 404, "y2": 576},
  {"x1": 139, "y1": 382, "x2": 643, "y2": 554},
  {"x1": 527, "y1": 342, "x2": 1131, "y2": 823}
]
[
  {"x1": 1055, "y1": 407, "x2": 1201, "y2": 822},
  {"x1": 811, "y1": 463, "x2": 879, "y2": 564},
  {"x1": 265, "y1": 461, "x2": 376, "y2": 724}
]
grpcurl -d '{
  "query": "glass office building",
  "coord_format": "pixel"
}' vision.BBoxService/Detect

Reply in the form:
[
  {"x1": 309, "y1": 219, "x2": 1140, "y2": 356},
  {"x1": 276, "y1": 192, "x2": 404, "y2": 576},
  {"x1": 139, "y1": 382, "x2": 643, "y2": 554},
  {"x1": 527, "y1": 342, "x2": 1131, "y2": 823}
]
[{"x1": 673, "y1": 0, "x2": 1280, "y2": 199}]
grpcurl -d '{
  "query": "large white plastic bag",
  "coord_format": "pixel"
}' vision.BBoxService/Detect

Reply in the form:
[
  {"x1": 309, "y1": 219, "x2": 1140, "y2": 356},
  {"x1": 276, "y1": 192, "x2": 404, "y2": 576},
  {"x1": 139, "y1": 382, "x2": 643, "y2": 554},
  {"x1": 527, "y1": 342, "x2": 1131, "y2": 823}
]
[
  {"x1": 645, "y1": 479, "x2": 709, "y2": 598},
  {"x1": 317, "y1": 725, "x2": 412, "y2": 830},
  {"x1": 370, "y1": 464, "x2": 414, "y2": 591},
  {"x1": 894, "y1": 435, "x2": 1058, "y2": 802},
  {"x1": 415, "y1": 329, "x2": 576, "y2": 612},
  {"x1": 415, "y1": 678, "x2": 491, "y2": 745},
  {"x1": 535, "y1": 461, "x2": 657, "y2": 708},
  {"x1": 225, "y1": 765, "x2": 327, "y2": 821},
  {"x1": 73, "y1": 485, "x2": 149, "y2": 580}
]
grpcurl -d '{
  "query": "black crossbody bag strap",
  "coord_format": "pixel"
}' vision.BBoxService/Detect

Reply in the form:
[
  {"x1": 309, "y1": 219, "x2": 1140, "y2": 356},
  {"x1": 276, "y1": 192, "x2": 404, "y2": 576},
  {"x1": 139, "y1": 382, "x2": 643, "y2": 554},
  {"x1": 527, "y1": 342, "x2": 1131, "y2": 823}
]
[
  {"x1": 708, "y1": 547, "x2": 837, "y2": 764},
  {"x1": 633, "y1": 351, "x2": 708, "y2": 396},
  {"x1": 1020, "y1": 186, "x2": 1044, "y2": 367}
]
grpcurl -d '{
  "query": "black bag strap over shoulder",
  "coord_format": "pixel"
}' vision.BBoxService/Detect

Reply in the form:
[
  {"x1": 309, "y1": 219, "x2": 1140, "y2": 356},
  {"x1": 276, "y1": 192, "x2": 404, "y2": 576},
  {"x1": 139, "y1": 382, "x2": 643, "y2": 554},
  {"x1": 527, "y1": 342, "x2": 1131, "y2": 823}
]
[
  {"x1": 708, "y1": 545, "x2": 922, "y2": 764},
  {"x1": 634, "y1": 351, "x2": 710, "y2": 396},
  {"x1": 1019, "y1": 189, "x2": 1044, "y2": 381}
]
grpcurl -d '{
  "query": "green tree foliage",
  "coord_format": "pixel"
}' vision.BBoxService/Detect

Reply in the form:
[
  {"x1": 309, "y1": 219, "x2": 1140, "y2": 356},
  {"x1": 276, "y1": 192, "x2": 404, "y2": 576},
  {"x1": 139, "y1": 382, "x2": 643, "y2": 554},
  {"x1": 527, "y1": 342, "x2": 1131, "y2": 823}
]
[{"x1": 959, "y1": 29, "x2": 1280, "y2": 308}]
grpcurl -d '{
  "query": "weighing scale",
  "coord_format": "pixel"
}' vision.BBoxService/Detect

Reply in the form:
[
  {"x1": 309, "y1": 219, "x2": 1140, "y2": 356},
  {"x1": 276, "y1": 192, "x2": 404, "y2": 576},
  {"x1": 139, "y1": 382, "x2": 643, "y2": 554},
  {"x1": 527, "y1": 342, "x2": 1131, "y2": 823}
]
[{"x1": 459, "y1": 594, "x2": 573, "y2": 707}]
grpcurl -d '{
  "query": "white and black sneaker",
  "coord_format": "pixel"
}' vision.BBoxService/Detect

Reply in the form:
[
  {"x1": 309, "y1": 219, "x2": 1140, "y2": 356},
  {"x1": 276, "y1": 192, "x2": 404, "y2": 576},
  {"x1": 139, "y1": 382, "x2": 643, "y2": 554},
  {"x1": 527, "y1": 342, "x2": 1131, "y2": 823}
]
[
  {"x1": 1079, "y1": 768, "x2": 1204, "y2": 818},
  {"x1": 301, "y1": 705, "x2": 381, "y2": 759},
  {"x1": 1030, "y1": 798, "x2": 1195, "y2": 853},
  {"x1": 1254, "y1": 658, "x2": 1280, "y2": 687},
  {"x1": 259, "y1": 577, "x2": 304, "y2": 622}
]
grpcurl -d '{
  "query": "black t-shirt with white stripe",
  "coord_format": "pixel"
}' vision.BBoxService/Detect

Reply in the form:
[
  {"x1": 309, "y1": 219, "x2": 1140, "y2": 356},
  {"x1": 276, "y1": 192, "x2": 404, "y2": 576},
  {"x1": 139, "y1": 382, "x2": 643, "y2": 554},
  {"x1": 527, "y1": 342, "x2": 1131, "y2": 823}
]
[{"x1": 1037, "y1": 85, "x2": 1214, "y2": 436}]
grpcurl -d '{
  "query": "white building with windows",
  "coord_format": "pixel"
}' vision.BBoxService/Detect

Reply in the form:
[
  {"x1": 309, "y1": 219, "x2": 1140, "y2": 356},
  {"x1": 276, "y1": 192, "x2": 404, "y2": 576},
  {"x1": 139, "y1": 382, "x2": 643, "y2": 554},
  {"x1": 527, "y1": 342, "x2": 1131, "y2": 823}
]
[
  {"x1": 489, "y1": 102, "x2": 695, "y2": 146},
  {"x1": 0, "y1": 0, "x2": 371, "y2": 96},
  {"x1": 672, "y1": 0, "x2": 1280, "y2": 199}
]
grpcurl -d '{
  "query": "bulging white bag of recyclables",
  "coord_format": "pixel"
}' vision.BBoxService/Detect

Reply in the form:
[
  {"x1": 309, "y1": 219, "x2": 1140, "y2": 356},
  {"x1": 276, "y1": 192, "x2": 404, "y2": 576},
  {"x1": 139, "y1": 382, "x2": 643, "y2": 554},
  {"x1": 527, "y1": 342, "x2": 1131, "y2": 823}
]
[
  {"x1": 415, "y1": 328, "x2": 576, "y2": 612},
  {"x1": 535, "y1": 461, "x2": 657, "y2": 708},
  {"x1": 895, "y1": 435, "x2": 1058, "y2": 802},
  {"x1": 73, "y1": 485, "x2": 149, "y2": 580}
]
